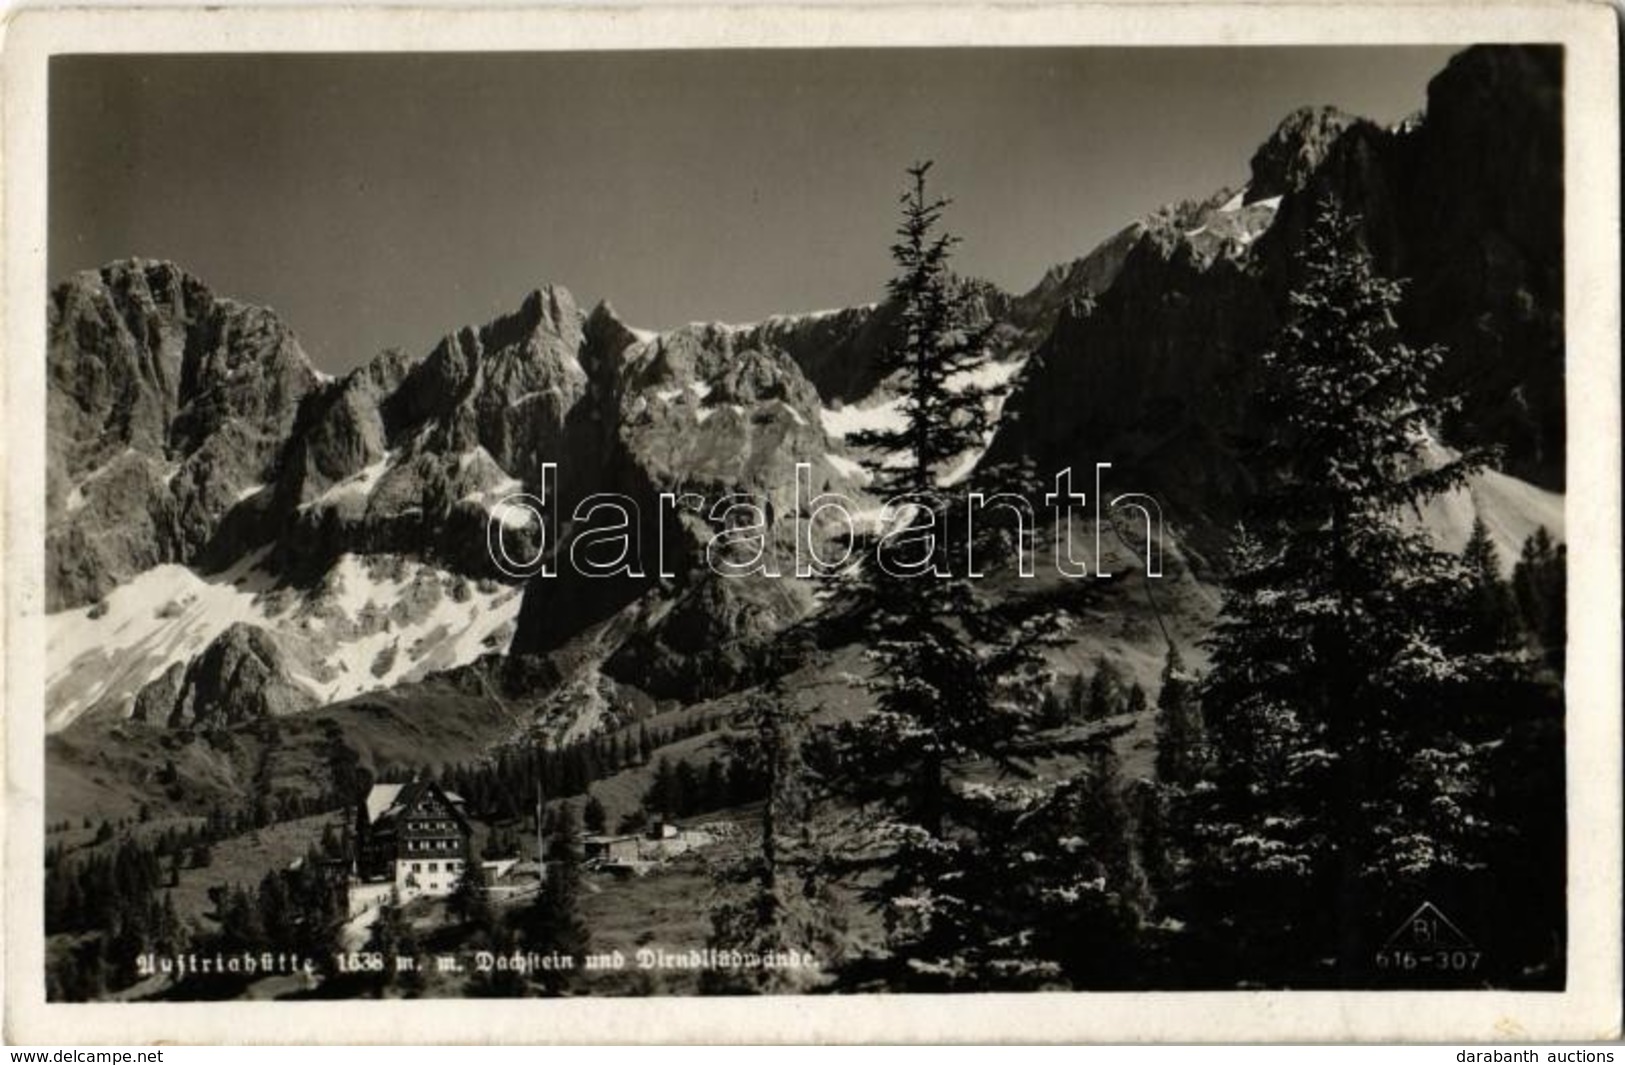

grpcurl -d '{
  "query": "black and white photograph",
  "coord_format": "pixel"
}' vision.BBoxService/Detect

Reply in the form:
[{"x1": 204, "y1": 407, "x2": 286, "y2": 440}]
[{"x1": 4, "y1": 3, "x2": 1620, "y2": 1044}]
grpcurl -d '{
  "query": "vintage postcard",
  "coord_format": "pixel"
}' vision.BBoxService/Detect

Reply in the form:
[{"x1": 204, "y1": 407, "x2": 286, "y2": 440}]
[{"x1": 3, "y1": 1, "x2": 1619, "y2": 1045}]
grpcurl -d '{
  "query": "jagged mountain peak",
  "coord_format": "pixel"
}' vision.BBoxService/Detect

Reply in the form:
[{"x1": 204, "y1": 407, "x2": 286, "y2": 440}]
[
  {"x1": 1245, "y1": 104, "x2": 1361, "y2": 204},
  {"x1": 71, "y1": 257, "x2": 207, "y2": 307},
  {"x1": 513, "y1": 282, "x2": 585, "y2": 344},
  {"x1": 580, "y1": 299, "x2": 650, "y2": 384},
  {"x1": 584, "y1": 297, "x2": 633, "y2": 336}
]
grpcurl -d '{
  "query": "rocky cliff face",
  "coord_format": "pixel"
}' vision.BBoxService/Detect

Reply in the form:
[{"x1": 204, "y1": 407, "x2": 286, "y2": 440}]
[
  {"x1": 988, "y1": 43, "x2": 1564, "y2": 563},
  {"x1": 1245, "y1": 106, "x2": 1359, "y2": 204},
  {"x1": 258, "y1": 286, "x2": 599, "y2": 582},
  {"x1": 1400, "y1": 45, "x2": 1564, "y2": 485},
  {"x1": 506, "y1": 317, "x2": 841, "y2": 697},
  {"x1": 47, "y1": 260, "x2": 322, "y2": 610},
  {"x1": 45, "y1": 265, "x2": 886, "y2": 718}
]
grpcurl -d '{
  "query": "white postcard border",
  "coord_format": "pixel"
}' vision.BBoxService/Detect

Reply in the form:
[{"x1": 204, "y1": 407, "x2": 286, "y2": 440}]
[{"x1": 3, "y1": 1, "x2": 1619, "y2": 1044}]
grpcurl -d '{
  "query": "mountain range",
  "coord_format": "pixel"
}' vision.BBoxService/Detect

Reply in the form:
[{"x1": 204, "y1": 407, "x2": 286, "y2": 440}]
[{"x1": 43, "y1": 45, "x2": 1565, "y2": 823}]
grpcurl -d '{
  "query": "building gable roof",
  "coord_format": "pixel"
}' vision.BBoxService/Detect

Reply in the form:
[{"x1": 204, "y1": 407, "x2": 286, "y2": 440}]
[
  {"x1": 363, "y1": 779, "x2": 471, "y2": 835},
  {"x1": 365, "y1": 783, "x2": 405, "y2": 825}
]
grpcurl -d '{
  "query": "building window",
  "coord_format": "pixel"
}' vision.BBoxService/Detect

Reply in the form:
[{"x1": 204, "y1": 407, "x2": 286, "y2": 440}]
[
  {"x1": 412, "y1": 862, "x2": 422, "y2": 873},
  {"x1": 429, "y1": 863, "x2": 438, "y2": 872}
]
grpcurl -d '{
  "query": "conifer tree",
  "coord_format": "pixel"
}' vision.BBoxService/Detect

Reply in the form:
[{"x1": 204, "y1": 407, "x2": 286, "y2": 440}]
[
  {"x1": 1461, "y1": 517, "x2": 1522, "y2": 651},
  {"x1": 1027, "y1": 745, "x2": 1150, "y2": 987},
  {"x1": 365, "y1": 901, "x2": 415, "y2": 996},
  {"x1": 706, "y1": 672, "x2": 837, "y2": 993},
  {"x1": 1066, "y1": 670, "x2": 1089, "y2": 722},
  {"x1": 846, "y1": 160, "x2": 1002, "y2": 492},
  {"x1": 449, "y1": 853, "x2": 493, "y2": 934},
  {"x1": 1182, "y1": 198, "x2": 1499, "y2": 983},
  {"x1": 646, "y1": 757, "x2": 676, "y2": 819},
  {"x1": 518, "y1": 805, "x2": 590, "y2": 995},
  {"x1": 1153, "y1": 644, "x2": 1204, "y2": 788},
  {"x1": 1086, "y1": 661, "x2": 1121, "y2": 721},
  {"x1": 464, "y1": 922, "x2": 528, "y2": 999},
  {"x1": 1038, "y1": 685, "x2": 1067, "y2": 729},
  {"x1": 1512, "y1": 526, "x2": 1566, "y2": 670},
  {"x1": 820, "y1": 161, "x2": 1071, "y2": 988},
  {"x1": 583, "y1": 796, "x2": 608, "y2": 835}
]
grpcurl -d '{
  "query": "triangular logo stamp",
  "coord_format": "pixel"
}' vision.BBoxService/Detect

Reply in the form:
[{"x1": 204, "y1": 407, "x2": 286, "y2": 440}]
[{"x1": 1383, "y1": 901, "x2": 1475, "y2": 951}]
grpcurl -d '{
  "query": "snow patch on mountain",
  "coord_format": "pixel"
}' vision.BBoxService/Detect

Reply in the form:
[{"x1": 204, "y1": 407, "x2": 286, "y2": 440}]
[
  {"x1": 47, "y1": 550, "x2": 276, "y2": 731},
  {"x1": 289, "y1": 554, "x2": 522, "y2": 701},
  {"x1": 47, "y1": 551, "x2": 522, "y2": 732},
  {"x1": 824, "y1": 452, "x2": 870, "y2": 484},
  {"x1": 938, "y1": 450, "x2": 983, "y2": 488},
  {"x1": 821, "y1": 397, "x2": 907, "y2": 441},
  {"x1": 456, "y1": 450, "x2": 528, "y2": 519},
  {"x1": 947, "y1": 356, "x2": 1025, "y2": 395},
  {"x1": 312, "y1": 452, "x2": 394, "y2": 508}
]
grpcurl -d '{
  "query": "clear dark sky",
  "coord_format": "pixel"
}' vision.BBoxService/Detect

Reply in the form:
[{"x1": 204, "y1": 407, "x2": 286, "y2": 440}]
[{"x1": 50, "y1": 47, "x2": 1457, "y2": 373}]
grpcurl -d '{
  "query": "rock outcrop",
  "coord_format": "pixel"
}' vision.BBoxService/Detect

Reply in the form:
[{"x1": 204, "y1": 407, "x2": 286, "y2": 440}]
[
  {"x1": 131, "y1": 622, "x2": 315, "y2": 728},
  {"x1": 508, "y1": 317, "x2": 841, "y2": 699}
]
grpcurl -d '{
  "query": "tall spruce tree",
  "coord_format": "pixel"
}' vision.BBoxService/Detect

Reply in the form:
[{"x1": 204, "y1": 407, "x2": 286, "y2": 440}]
[
  {"x1": 821, "y1": 162, "x2": 1069, "y2": 988},
  {"x1": 583, "y1": 795, "x2": 608, "y2": 834},
  {"x1": 1182, "y1": 199, "x2": 1500, "y2": 984},
  {"x1": 364, "y1": 900, "x2": 417, "y2": 996},
  {"x1": 1086, "y1": 659, "x2": 1123, "y2": 721},
  {"x1": 847, "y1": 160, "x2": 1002, "y2": 493}
]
